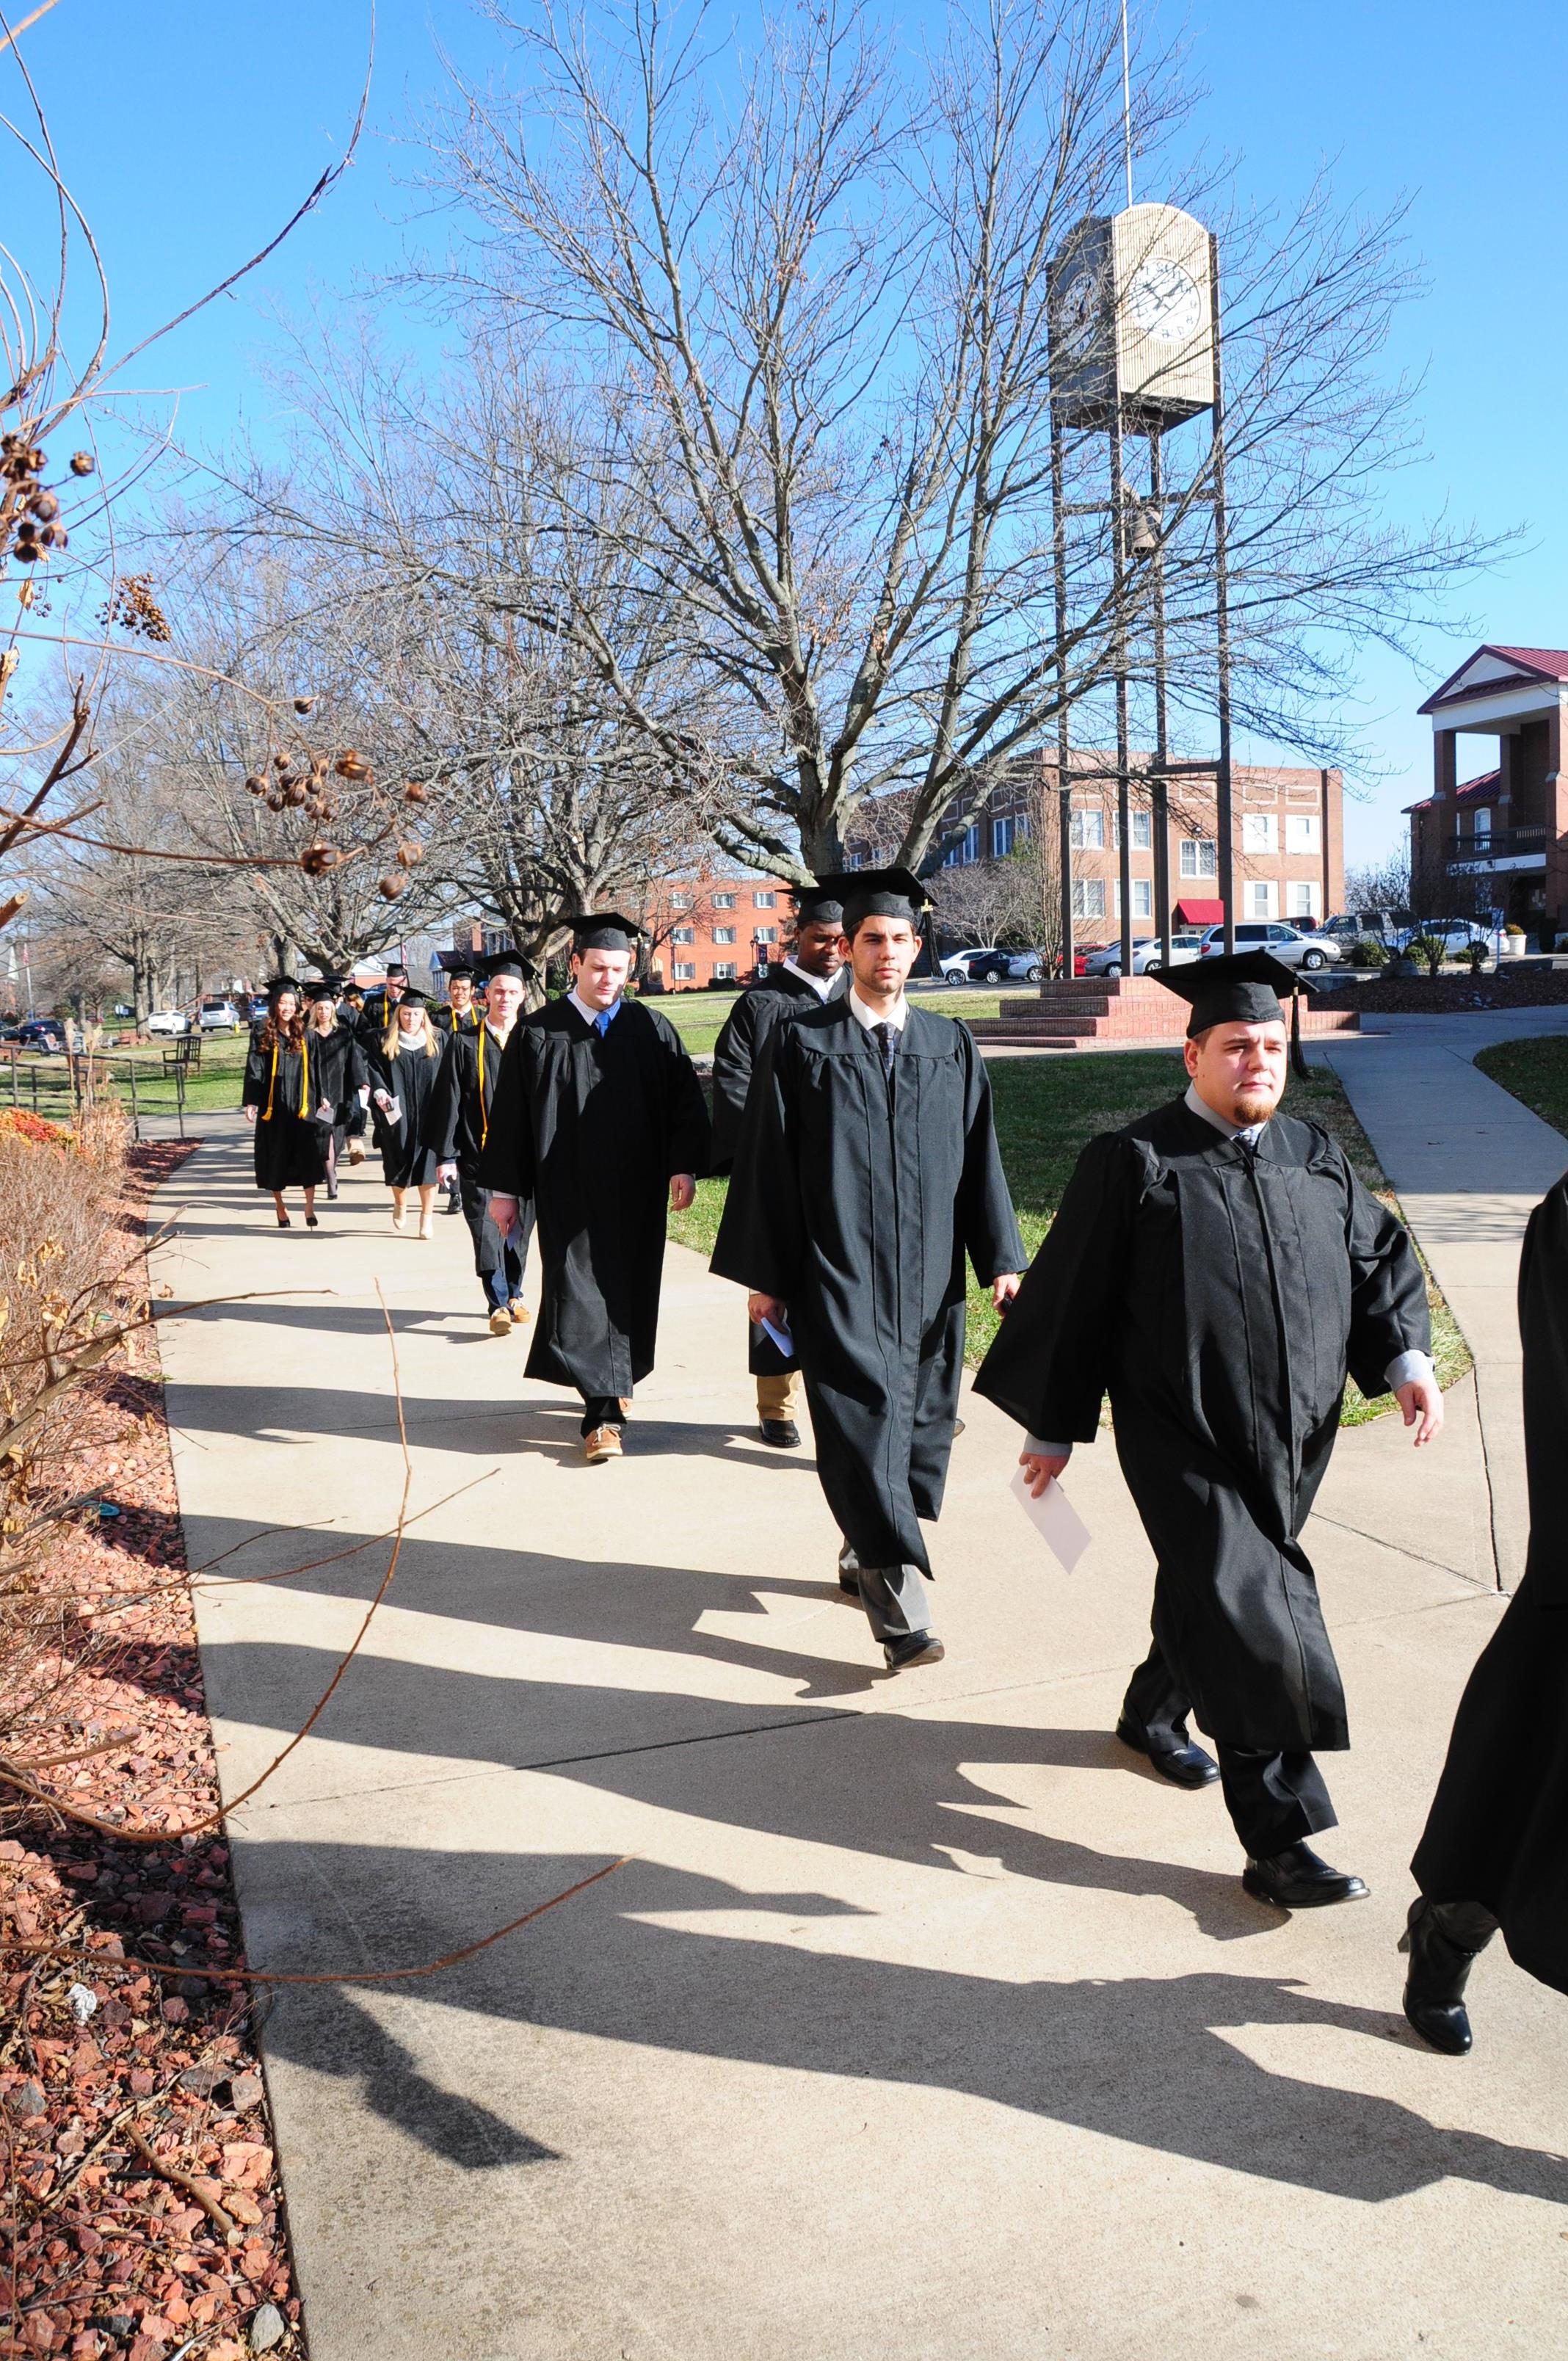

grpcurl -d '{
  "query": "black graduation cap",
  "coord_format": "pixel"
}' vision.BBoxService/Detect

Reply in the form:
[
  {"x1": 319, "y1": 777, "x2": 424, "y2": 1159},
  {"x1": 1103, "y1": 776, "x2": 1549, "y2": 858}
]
[
  {"x1": 481, "y1": 953, "x2": 527, "y2": 984},
  {"x1": 385, "y1": 962, "x2": 409, "y2": 981},
  {"x1": 790, "y1": 879, "x2": 846, "y2": 926},
  {"x1": 302, "y1": 978, "x2": 341, "y2": 1004},
  {"x1": 811, "y1": 867, "x2": 934, "y2": 929},
  {"x1": 264, "y1": 975, "x2": 302, "y2": 997},
  {"x1": 444, "y1": 962, "x2": 476, "y2": 983},
  {"x1": 571, "y1": 912, "x2": 645, "y2": 953},
  {"x1": 1158, "y1": 949, "x2": 1310, "y2": 1076},
  {"x1": 386, "y1": 984, "x2": 431, "y2": 1010}
]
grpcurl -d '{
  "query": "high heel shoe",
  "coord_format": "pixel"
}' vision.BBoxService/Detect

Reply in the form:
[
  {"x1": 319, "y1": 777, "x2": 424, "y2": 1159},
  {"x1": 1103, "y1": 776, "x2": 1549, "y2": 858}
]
[
  {"x1": 276, "y1": 1211, "x2": 291, "y2": 1230},
  {"x1": 305, "y1": 1213, "x2": 319, "y2": 1229},
  {"x1": 391, "y1": 1202, "x2": 407, "y2": 1233},
  {"x1": 417, "y1": 1211, "x2": 434, "y2": 1240}
]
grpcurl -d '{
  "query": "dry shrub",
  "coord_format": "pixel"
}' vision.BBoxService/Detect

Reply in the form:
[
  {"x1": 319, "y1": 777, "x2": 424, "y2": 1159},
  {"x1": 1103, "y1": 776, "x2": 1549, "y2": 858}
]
[{"x1": 0, "y1": 1113, "x2": 138, "y2": 1770}]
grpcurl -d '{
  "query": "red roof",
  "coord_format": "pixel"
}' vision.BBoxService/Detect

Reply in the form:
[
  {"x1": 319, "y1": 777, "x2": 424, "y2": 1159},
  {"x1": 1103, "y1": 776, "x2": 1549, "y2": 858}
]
[
  {"x1": 1174, "y1": 898, "x2": 1224, "y2": 924},
  {"x1": 1419, "y1": 645, "x2": 1568, "y2": 714},
  {"x1": 1454, "y1": 769, "x2": 1500, "y2": 805}
]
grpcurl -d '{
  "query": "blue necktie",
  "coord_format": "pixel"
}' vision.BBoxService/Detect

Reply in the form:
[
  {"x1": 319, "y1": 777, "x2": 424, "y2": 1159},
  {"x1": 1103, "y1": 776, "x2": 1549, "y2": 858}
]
[{"x1": 596, "y1": 1009, "x2": 611, "y2": 1036}]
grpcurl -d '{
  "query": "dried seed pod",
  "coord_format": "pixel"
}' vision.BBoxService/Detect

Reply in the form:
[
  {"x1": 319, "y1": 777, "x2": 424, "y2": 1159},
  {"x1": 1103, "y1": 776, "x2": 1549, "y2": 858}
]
[
  {"x1": 245, "y1": 776, "x2": 266, "y2": 797},
  {"x1": 24, "y1": 447, "x2": 46, "y2": 473},
  {"x1": 69, "y1": 452, "x2": 95, "y2": 476},
  {"x1": 284, "y1": 782, "x2": 308, "y2": 807},
  {"x1": 402, "y1": 780, "x2": 428, "y2": 803},
  {"x1": 395, "y1": 841, "x2": 424, "y2": 868},
  {"x1": 293, "y1": 695, "x2": 313, "y2": 714},
  {"x1": 335, "y1": 749, "x2": 372, "y2": 782},
  {"x1": 300, "y1": 844, "x2": 340, "y2": 876},
  {"x1": 12, "y1": 539, "x2": 39, "y2": 565},
  {"x1": 377, "y1": 874, "x2": 407, "y2": 901},
  {"x1": 26, "y1": 490, "x2": 59, "y2": 523},
  {"x1": 273, "y1": 751, "x2": 291, "y2": 770},
  {"x1": 40, "y1": 522, "x2": 66, "y2": 550},
  {"x1": 266, "y1": 792, "x2": 285, "y2": 811}
]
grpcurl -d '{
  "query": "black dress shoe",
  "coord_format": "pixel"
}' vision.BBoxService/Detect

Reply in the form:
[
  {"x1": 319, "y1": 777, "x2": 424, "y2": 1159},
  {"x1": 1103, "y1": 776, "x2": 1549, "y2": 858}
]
[
  {"x1": 883, "y1": 1630, "x2": 945, "y2": 1672},
  {"x1": 1242, "y1": 1842, "x2": 1369, "y2": 1910},
  {"x1": 1115, "y1": 1716, "x2": 1219, "y2": 1789},
  {"x1": 759, "y1": 1418, "x2": 801, "y2": 1448},
  {"x1": 1400, "y1": 1896, "x2": 1495, "y2": 2055}
]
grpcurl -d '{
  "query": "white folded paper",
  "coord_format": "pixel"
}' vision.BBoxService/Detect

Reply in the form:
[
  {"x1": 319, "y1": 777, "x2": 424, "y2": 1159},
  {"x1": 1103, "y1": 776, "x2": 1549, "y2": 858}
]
[
  {"x1": 1009, "y1": 1465, "x2": 1092, "y2": 1573},
  {"x1": 759, "y1": 1312, "x2": 795, "y2": 1359}
]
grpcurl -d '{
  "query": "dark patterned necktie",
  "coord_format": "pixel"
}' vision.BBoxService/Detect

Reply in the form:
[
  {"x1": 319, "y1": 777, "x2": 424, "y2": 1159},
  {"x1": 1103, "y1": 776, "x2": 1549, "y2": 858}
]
[{"x1": 873, "y1": 1020, "x2": 897, "y2": 1077}]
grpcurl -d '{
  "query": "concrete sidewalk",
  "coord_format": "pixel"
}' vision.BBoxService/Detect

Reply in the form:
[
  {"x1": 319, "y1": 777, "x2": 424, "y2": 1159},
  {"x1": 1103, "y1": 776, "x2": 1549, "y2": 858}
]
[
  {"x1": 1320, "y1": 1007, "x2": 1568, "y2": 1588},
  {"x1": 149, "y1": 1117, "x2": 1566, "y2": 2361}
]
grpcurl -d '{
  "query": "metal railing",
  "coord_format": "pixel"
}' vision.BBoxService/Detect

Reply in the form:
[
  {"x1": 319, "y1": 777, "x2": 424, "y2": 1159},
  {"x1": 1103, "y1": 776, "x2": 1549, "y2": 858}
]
[
  {"x1": 1, "y1": 1045, "x2": 203, "y2": 1141},
  {"x1": 1443, "y1": 825, "x2": 1547, "y2": 868}
]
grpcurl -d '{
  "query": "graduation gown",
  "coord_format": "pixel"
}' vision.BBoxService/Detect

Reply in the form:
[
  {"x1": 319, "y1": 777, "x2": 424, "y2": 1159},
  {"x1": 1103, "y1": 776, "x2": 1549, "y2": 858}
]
[
  {"x1": 366, "y1": 1041, "x2": 443, "y2": 1187},
  {"x1": 973, "y1": 1098, "x2": 1429, "y2": 1752},
  {"x1": 1411, "y1": 1177, "x2": 1568, "y2": 1995},
  {"x1": 242, "y1": 1032, "x2": 330, "y2": 1191},
  {"x1": 477, "y1": 998, "x2": 711, "y2": 1396},
  {"x1": 711, "y1": 964, "x2": 843, "y2": 1380},
  {"x1": 711, "y1": 999, "x2": 1023, "y2": 1574}
]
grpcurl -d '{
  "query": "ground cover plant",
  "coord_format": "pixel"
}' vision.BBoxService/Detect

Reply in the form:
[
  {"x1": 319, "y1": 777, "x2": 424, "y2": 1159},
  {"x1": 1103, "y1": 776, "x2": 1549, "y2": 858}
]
[{"x1": 1473, "y1": 1035, "x2": 1568, "y2": 1137}]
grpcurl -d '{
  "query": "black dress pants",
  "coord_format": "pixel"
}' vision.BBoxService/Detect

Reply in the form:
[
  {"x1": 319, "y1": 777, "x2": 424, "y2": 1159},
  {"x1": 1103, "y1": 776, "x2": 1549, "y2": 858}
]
[
  {"x1": 580, "y1": 1395, "x2": 623, "y2": 1437},
  {"x1": 1122, "y1": 1637, "x2": 1336, "y2": 1858},
  {"x1": 458, "y1": 1174, "x2": 532, "y2": 1310}
]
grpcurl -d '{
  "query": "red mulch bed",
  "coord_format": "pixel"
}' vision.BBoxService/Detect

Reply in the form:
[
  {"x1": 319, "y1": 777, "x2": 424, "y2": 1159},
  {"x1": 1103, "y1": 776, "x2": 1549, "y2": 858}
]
[
  {"x1": 1323, "y1": 969, "x2": 1568, "y2": 1016},
  {"x1": 1, "y1": 1145, "x2": 306, "y2": 2361}
]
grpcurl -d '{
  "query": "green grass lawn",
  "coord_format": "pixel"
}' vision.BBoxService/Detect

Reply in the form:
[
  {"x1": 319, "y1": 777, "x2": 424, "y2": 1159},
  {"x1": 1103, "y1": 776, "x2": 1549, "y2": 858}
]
[
  {"x1": 1, "y1": 1034, "x2": 255, "y2": 1130},
  {"x1": 649, "y1": 982, "x2": 1005, "y2": 1056},
  {"x1": 670, "y1": 1042, "x2": 1472, "y2": 1426},
  {"x1": 1473, "y1": 1035, "x2": 1568, "y2": 1136}
]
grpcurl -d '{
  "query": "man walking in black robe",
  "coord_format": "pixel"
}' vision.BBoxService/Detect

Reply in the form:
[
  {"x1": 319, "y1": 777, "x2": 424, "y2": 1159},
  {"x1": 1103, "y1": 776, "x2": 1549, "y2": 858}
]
[
  {"x1": 1401, "y1": 1172, "x2": 1568, "y2": 2051},
  {"x1": 427, "y1": 955, "x2": 534, "y2": 1335},
  {"x1": 975, "y1": 951, "x2": 1440, "y2": 1905},
  {"x1": 432, "y1": 962, "x2": 482, "y2": 1214},
  {"x1": 480, "y1": 914, "x2": 710, "y2": 1464},
  {"x1": 712, "y1": 868, "x2": 1023, "y2": 1671},
  {"x1": 711, "y1": 883, "x2": 848, "y2": 1448}
]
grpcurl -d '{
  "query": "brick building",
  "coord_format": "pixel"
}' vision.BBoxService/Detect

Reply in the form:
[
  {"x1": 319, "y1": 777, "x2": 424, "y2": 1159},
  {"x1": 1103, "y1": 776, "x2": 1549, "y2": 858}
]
[
  {"x1": 643, "y1": 870, "x2": 799, "y2": 988},
  {"x1": 1407, "y1": 644, "x2": 1568, "y2": 937},
  {"x1": 910, "y1": 753, "x2": 1343, "y2": 941}
]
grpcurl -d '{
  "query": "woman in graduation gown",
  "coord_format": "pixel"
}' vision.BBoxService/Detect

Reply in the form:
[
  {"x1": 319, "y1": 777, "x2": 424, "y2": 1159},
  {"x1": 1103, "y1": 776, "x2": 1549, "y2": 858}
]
[
  {"x1": 1401, "y1": 1175, "x2": 1568, "y2": 2051},
  {"x1": 242, "y1": 979, "x2": 330, "y2": 1228},
  {"x1": 366, "y1": 990, "x2": 446, "y2": 1237},
  {"x1": 301, "y1": 980, "x2": 367, "y2": 1201}
]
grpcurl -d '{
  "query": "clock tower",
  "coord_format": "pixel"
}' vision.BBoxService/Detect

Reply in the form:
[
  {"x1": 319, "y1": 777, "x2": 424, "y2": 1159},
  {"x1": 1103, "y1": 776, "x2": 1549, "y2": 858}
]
[{"x1": 1048, "y1": 203, "x2": 1215, "y2": 433}]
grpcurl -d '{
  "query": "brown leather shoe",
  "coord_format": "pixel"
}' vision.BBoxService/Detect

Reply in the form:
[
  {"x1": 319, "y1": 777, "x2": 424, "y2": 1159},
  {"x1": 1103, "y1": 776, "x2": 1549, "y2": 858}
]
[
  {"x1": 583, "y1": 1425, "x2": 623, "y2": 1464},
  {"x1": 509, "y1": 1299, "x2": 531, "y2": 1324},
  {"x1": 488, "y1": 1307, "x2": 512, "y2": 1336}
]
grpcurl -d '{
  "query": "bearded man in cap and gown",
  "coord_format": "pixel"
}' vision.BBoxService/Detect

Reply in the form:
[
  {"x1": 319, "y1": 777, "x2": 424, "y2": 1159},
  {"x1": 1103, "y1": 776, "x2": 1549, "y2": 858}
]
[
  {"x1": 427, "y1": 955, "x2": 535, "y2": 1332},
  {"x1": 480, "y1": 913, "x2": 711, "y2": 1463},
  {"x1": 711, "y1": 882, "x2": 849, "y2": 1448},
  {"x1": 711, "y1": 869, "x2": 1023, "y2": 1672},
  {"x1": 1399, "y1": 1171, "x2": 1568, "y2": 2053},
  {"x1": 975, "y1": 951, "x2": 1441, "y2": 1907}
]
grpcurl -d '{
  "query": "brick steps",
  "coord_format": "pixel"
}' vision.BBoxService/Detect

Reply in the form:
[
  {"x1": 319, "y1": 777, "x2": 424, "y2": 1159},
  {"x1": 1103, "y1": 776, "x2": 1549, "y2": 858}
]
[{"x1": 970, "y1": 974, "x2": 1360, "y2": 1051}]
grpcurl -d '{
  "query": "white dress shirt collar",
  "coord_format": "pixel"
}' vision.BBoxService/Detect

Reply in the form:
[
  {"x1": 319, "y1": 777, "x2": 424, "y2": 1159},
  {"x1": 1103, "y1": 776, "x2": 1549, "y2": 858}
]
[
  {"x1": 848, "y1": 985, "x2": 908, "y2": 1033},
  {"x1": 781, "y1": 955, "x2": 834, "y2": 1001},
  {"x1": 567, "y1": 987, "x2": 622, "y2": 1031}
]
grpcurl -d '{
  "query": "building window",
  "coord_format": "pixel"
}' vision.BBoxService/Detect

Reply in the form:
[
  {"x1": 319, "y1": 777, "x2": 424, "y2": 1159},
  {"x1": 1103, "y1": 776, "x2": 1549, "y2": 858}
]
[
  {"x1": 672, "y1": 962, "x2": 697, "y2": 982},
  {"x1": 711, "y1": 961, "x2": 737, "y2": 981},
  {"x1": 671, "y1": 891, "x2": 692, "y2": 910},
  {"x1": 753, "y1": 891, "x2": 776, "y2": 907},
  {"x1": 672, "y1": 926, "x2": 695, "y2": 945},
  {"x1": 1069, "y1": 808, "x2": 1105, "y2": 851},
  {"x1": 1131, "y1": 877, "x2": 1153, "y2": 918},
  {"x1": 1179, "y1": 838, "x2": 1217, "y2": 878},
  {"x1": 1242, "y1": 813, "x2": 1277, "y2": 853},
  {"x1": 755, "y1": 926, "x2": 777, "y2": 944},
  {"x1": 1111, "y1": 810, "x2": 1154, "y2": 851},
  {"x1": 1471, "y1": 808, "x2": 1492, "y2": 841},
  {"x1": 712, "y1": 891, "x2": 737, "y2": 909},
  {"x1": 711, "y1": 926, "x2": 736, "y2": 944},
  {"x1": 1285, "y1": 814, "x2": 1321, "y2": 855},
  {"x1": 1246, "y1": 880, "x2": 1279, "y2": 921},
  {"x1": 1071, "y1": 878, "x2": 1106, "y2": 921},
  {"x1": 1287, "y1": 881, "x2": 1321, "y2": 920},
  {"x1": 992, "y1": 815, "x2": 1015, "y2": 857}
]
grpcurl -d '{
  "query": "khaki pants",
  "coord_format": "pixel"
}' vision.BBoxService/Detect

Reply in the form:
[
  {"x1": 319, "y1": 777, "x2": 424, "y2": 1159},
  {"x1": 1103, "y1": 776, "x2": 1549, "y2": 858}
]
[{"x1": 756, "y1": 1368, "x2": 802, "y2": 1421}]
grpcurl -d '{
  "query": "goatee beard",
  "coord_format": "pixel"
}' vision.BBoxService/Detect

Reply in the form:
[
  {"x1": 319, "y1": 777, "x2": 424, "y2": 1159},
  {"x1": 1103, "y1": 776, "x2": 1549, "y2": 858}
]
[{"x1": 1232, "y1": 1091, "x2": 1276, "y2": 1125}]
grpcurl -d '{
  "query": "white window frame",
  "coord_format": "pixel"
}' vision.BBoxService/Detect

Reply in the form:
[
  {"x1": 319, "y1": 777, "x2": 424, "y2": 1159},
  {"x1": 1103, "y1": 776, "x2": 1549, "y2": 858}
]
[
  {"x1": 671, "y1": 926, "x2": 695, "y2": 945},
  {"x1": 711, "y1": 961, "x2": 737, "y2": 981},
  {"x1": 1179, "y1": 838, "x2": 1217, "y2": 879},
  {"x1": 711, "y1": 926, "x2": 736, "y2": 944},
  {"x1": 755, "y1": 926, "x2": 777, "y2": 944},
  {"x1": 753, "y1": 891, "x2": 776, "y2": 907},
  {"x1": 1245, "y1": 880, "x2": 1279, "y2": 921},
  {"x1": 992, "y1": 815, "x2": 1015, "y2": 857},
  {"x1": 712, "y1": 891, "x2": 737, "y2": 910},
  {"x1": 1242, "y1": 813, "x2": 1277, "y2": 853},
  {"x1": 1071, "y1": 877, "x2": 1106, "y2": 921},
  {"x1": 1070, "y1": 808, "x2": 1106, "y2": 851},
  {"x1": 1130, "y1": 877, "x2": 1153, "y2": 919},
  {"x1": 1286, "y1": 880, "x2": 1321, "y2": 921},
  {"x1": 672, "y1": 962, "x2": 697, "y2": 982},
  {"x1": 1284, "y1": 814, "x2": 1321, "y2": 855}
]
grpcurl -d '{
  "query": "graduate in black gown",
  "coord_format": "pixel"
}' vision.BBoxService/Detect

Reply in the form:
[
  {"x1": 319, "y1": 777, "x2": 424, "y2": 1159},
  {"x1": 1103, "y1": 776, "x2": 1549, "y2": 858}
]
[
  {"x1": 427, "y1": 956, "x2": 536, "y2": 1334},
  {"x1": 479, "y1": 914, "x2": 710, "y2": 1462},
  {"x1": 365, "y1": 988, "x2": 445, "y2": 1238},
  {"x1": 710, "y1": 884, "x2": 848, "y2": 1448},
  {"x1": 975, "y1": 951, "x2": 1440, "y2": 1906},
  {"x1": 1401, "y1": 1174, "x2": 1568, "y2": 2051},
  {"x1": 301, "y1": 979, "x2": 367, "y2": 1201},
  {"x1": 711, "y1": 869, "x2": 1023, "y2": 1671},
  {"x1": 242, "y1": 979, "x2": 329, "y2": 1228},
  {"x1": 432, "y1": 962, "x2": 482, "y2": 1215}
]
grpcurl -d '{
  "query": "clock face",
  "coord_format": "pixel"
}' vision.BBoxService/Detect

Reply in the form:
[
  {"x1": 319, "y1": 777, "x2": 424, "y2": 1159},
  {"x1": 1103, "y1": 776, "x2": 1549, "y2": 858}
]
[
  {"x1": 1124, "y1": 257, "x2": 1203, "y2": 345},
  {"x1": 1054, "y1": 266, "x2": 1103, "y2": 359}
]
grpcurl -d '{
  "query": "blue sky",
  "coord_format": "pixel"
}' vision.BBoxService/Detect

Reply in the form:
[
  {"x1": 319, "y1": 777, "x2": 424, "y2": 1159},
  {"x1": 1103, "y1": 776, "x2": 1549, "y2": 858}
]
[{"x1": 13, "y1": 0, "x2": 1567, "y2": 868}]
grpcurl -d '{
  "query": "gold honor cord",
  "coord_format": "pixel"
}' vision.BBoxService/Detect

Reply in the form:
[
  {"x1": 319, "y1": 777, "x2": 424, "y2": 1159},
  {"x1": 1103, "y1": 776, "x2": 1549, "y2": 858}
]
[
  {"x1": 477, "y1": 1021, "x2": 488, "y2": 1149},
  {"x1": 261, "y1": 1034, "x2": 309, "y2": 1122}
]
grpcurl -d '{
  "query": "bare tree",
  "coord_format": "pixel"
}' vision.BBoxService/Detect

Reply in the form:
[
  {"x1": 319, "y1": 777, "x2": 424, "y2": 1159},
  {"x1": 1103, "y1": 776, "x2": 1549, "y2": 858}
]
[{"x1": 399, "y1": 0, "x2": 1504, "y2": 880}]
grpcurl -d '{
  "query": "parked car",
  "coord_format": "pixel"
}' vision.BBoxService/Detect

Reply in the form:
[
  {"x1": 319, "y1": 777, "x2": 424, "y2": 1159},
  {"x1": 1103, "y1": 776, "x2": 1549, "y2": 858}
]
[
  {"x1": 969, "y1": 946, "x2": 1046, "y2": 983},
  {"x1": 1198, "y1": 920, "x2": 1343, "y2": 971},
  {"x1": 940, "y1": 947, "x2": 991, "y2": 983},
  {"x1": 145, "y1": 1008, "x2": 192, "y2": 1037},
  {"x1": 197, "y1": 995, "x2": 245, "y2": 1033},
  {"x1": 1080, "y1": 932, "x2": 1208, "y2": 979},
  {"x1": 1401, "y1": 917, "x2": 1495, "y2": 957},
  {"x1": 13, "y1": 1017, "x2": 66, "y2": 1049},
  {"x1": 247, "y1": 994, "x2": 270, "y2": 1022}
]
